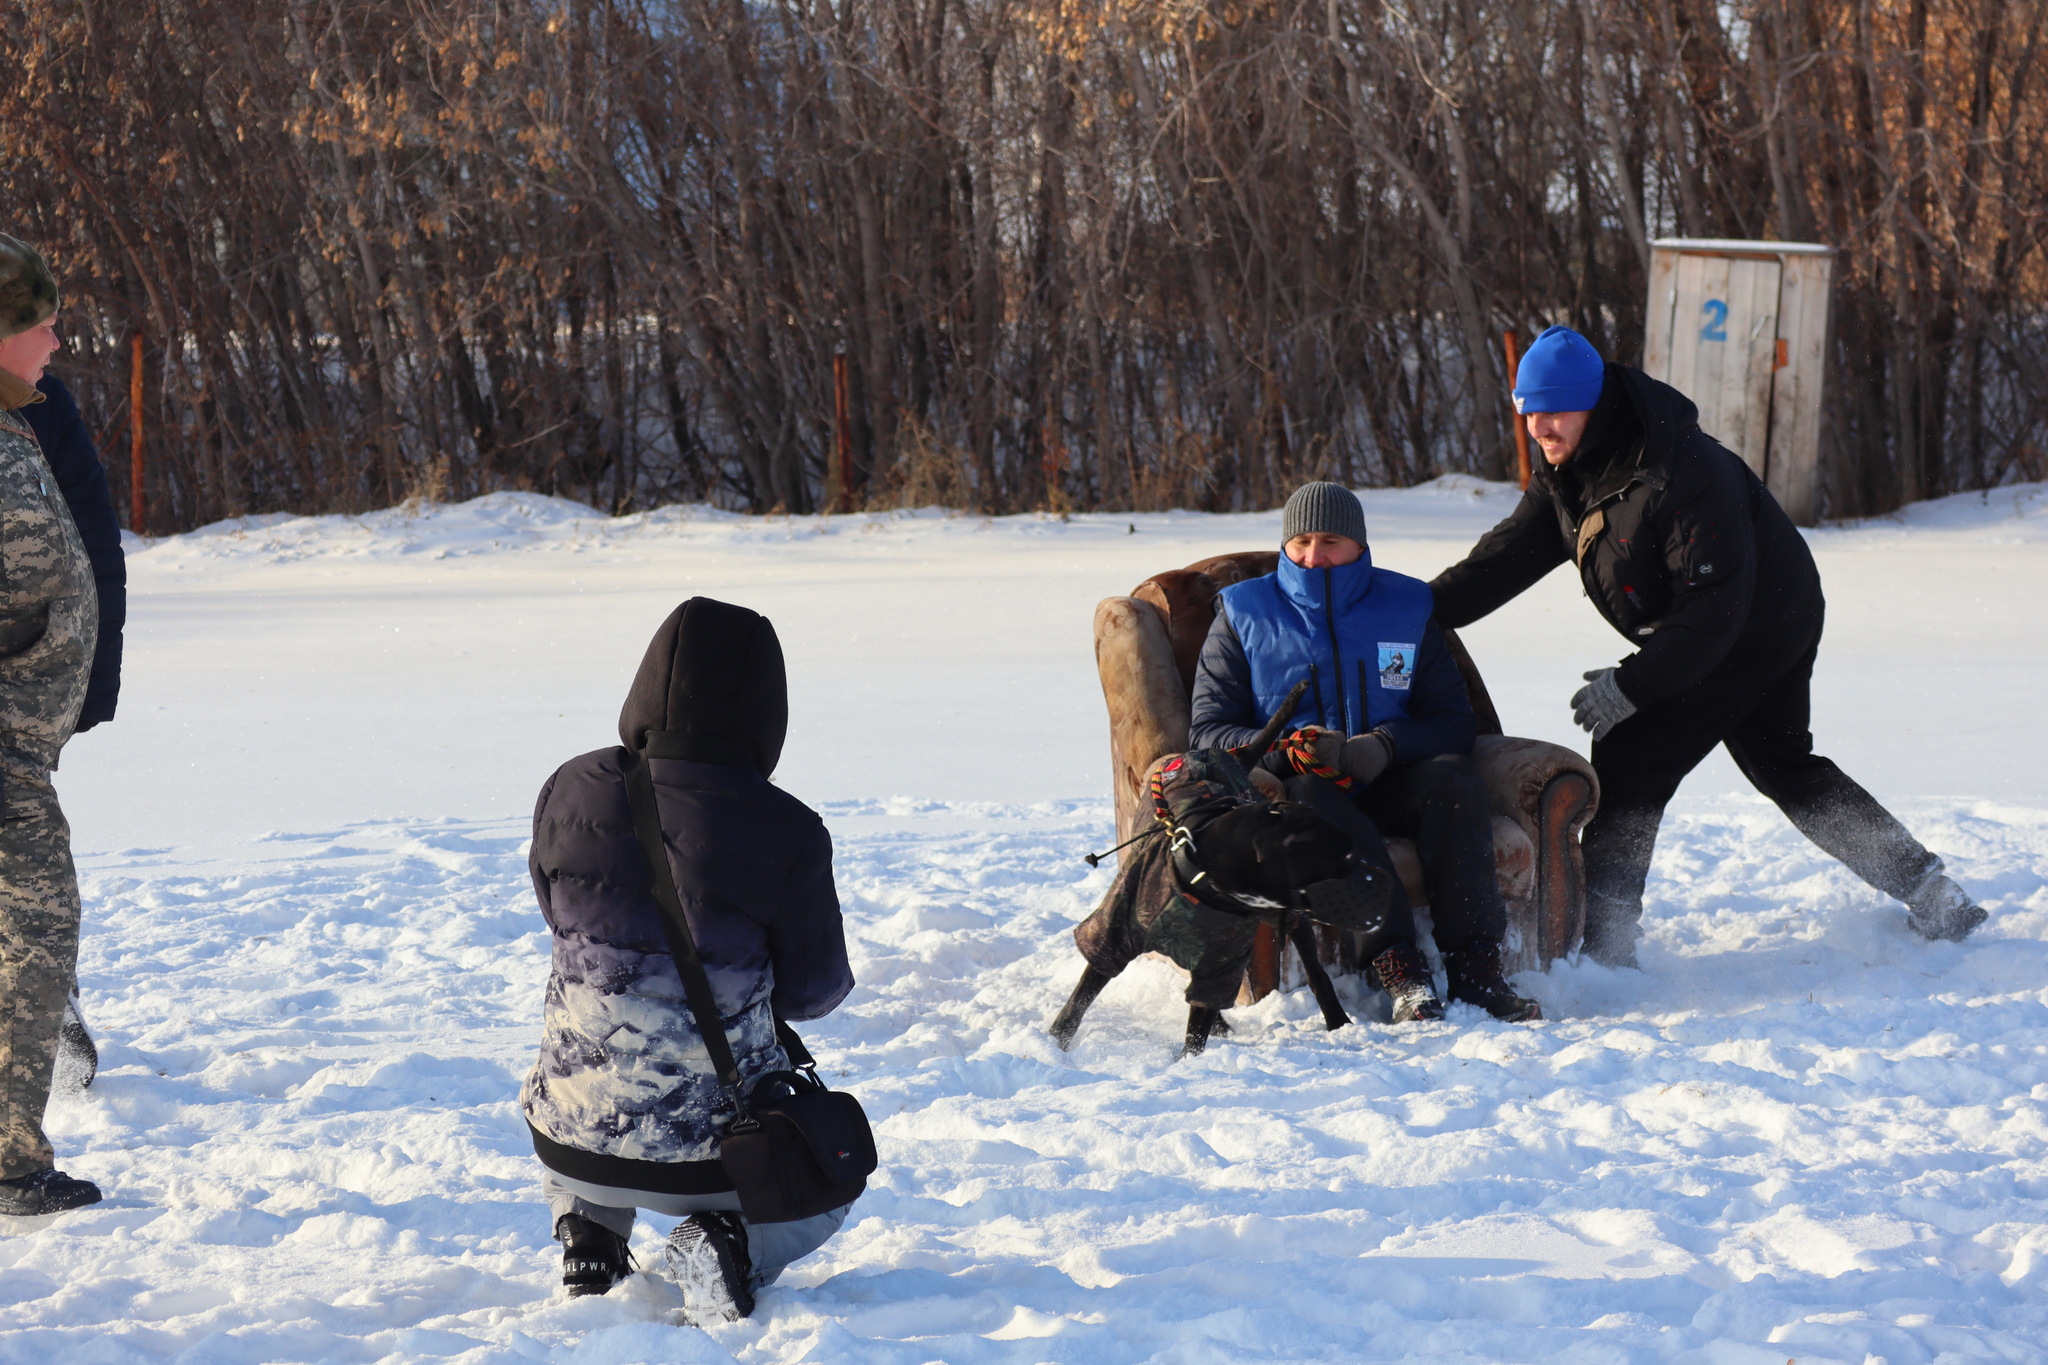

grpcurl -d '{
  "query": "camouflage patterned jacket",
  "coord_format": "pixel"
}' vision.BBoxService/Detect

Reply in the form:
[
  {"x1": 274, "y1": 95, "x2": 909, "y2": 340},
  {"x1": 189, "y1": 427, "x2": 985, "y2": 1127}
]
[{"x1": 0, "y1": 371, "x2": 95, "y2": 776}]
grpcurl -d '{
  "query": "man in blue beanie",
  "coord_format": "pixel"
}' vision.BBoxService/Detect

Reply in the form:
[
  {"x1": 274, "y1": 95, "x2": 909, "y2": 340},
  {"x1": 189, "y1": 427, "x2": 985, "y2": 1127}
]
[
  {"x1": 1187, "y1": 481, "x2": 1540, "y2": 1022},
  {"x1": 1429, "y1": 325, "x2": 1986, "y2": 965}
]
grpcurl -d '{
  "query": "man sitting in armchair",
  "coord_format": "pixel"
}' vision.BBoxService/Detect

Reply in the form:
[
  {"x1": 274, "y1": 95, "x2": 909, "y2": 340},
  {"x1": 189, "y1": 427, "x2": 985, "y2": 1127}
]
[{"x1": 1188, "y1": 482, "x2": 1540, "y2": 1023}]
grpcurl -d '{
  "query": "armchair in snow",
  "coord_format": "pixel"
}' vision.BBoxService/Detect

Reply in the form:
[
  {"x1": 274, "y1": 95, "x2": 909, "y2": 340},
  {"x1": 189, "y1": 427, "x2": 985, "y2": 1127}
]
[{"x1": 1092, "y1": 550, "x2": 1600, "y2": 1003}]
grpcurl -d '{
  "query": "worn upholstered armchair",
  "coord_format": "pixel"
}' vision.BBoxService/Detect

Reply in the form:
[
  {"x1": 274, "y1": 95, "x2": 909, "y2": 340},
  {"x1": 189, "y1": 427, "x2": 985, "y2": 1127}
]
[{"x1": 1094, "y1": 551, "x2": 1600, "y2": 1000}]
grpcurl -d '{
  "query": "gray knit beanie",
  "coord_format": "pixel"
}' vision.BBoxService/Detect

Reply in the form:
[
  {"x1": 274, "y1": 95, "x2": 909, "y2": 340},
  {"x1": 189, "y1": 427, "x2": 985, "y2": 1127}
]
[
  {"x1": 0, "y1": 235, "x2": 58, "y2": 340},
  {"x1": 1280, "y1": 481, "x2": 1366, "y2": 546}
]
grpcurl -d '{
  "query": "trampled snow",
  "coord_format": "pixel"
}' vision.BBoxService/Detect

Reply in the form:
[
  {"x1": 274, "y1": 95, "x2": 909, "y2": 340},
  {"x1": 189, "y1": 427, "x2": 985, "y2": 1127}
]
[{"x1": 5, "y1": 480, "x2": 2046, "y2": 1363}]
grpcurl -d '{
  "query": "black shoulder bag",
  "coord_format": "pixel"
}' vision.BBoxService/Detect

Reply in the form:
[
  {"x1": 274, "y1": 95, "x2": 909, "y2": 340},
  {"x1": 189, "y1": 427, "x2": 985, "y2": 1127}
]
[{"x1": 623, "y1": 749, "x2": 877, "y2": 1223}]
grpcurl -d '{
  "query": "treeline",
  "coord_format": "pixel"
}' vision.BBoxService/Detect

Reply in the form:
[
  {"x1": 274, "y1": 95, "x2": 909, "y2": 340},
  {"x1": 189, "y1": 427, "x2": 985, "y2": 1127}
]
[{"x1": 2, "y1": 0, "x2": 2042, "y2": 529}]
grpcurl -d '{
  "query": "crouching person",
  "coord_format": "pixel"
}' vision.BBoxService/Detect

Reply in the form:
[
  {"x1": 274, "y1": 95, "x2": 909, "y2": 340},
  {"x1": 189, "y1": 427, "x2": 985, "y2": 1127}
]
[
  {"x1": 521, "y1": 598, "x2": 856, "y2": 1320},
  {"x1": 1189, "y1": 482, "x2": 1538, "y2": 1023}
]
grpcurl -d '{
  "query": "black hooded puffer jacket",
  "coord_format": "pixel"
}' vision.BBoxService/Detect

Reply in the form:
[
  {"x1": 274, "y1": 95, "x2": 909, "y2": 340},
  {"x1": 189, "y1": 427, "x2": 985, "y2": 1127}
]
[
  {"x1": 1429, "y1": 363, "x2": 1824, "y2": 706},
  {"x1": 521, "y1": 599, "x2": 853, "y2": 1190}
]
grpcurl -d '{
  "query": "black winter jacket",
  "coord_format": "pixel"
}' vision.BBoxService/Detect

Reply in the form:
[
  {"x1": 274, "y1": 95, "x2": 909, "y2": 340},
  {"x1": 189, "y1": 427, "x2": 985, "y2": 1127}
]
[
  {"x1": 522, "y1": 598, "x2": 852, "y2": 1191},
  {"x1": 23, "y1": 375, "x2": 124, "y2": 729},
  {"x1": 1429, "y1": 364, "x2": 1822, "y2": 706},
  {"x1": 1188, "y1": 610, "x2": 1477, "y2": 765}
]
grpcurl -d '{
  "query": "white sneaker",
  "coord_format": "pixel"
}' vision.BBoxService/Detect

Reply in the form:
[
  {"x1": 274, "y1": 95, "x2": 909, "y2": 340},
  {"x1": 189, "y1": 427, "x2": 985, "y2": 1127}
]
[
  {"x1": 1905, "y1": 871, "x2": 1987, "y2": 943},
  {"x1": 664, "y1": 1212, "x2": 754, "y2": 1323}
]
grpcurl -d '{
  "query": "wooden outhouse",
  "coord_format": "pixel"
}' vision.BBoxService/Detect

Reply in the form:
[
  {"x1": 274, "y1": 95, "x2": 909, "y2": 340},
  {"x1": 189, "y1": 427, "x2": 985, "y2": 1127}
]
[{"x1": 1642, "y1": 239, "x2": 1833, "y2": 525}]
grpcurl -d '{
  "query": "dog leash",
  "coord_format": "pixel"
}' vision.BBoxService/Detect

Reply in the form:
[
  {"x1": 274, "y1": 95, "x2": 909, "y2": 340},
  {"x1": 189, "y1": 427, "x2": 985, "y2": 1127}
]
[{"x1": 1081, "y1": 825, "x2": 1162, "y2": 868}]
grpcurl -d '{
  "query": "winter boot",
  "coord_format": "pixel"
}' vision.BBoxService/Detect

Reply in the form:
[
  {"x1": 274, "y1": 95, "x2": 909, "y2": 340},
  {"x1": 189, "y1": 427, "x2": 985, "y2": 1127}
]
[
  {"x1": 1443, "y1": 939, "x2": 1542, "y2": 1021},
  {"x1": 1368, "y1": 944, "x2": 1444, "y2": 1023},
  {"x1": 1579, "y1": 892, "x2": 1641, "y2": 969},
  {"x1": 557, "y1": 1213, "x2": 632, "y2": 1297},
  {"x1": 1905, "y1": 870, "x2": 1987, "y2": 943},
  {"x1": 665, "y1": 1210, "x2": 755, "y2": 1322},
  {"x1": 0, "y1": 1168, "x2": 101, "y2": 1217}
]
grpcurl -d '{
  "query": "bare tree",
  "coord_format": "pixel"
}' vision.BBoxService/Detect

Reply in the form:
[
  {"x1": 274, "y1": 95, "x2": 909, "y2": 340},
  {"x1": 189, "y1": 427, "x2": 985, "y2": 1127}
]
[{"x1": 0, "y1": 0, "x2": 2040, "y2": 529}]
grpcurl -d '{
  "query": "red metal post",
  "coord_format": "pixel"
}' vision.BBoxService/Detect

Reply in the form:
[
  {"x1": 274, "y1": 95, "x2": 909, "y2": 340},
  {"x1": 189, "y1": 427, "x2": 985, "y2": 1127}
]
[
  {"x1": 1503, "y1": 330, "x2": 1531, "y2": 490},
  {"x1": 832, "y1": 353, "x2": 853, "y2": 513}
]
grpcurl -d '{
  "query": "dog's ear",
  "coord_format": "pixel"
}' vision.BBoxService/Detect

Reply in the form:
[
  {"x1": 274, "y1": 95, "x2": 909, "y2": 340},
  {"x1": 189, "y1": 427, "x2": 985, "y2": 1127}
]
[
  {"x1": 1251, "y1": 804, "x2": 1300, "y2": 862},
  {"x1": 1263, "y1": 806, "x2": 1356, "y2": 882},
  {"x1": 1193, "y1": 803, "x2": 1269, "y2": 868}
]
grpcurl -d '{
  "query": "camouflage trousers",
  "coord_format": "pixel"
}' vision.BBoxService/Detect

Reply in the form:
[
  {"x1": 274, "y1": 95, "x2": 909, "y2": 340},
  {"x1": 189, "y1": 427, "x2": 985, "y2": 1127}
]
[{"x1": 0, "y1": 766, "x2": 79, "y2": 1180}]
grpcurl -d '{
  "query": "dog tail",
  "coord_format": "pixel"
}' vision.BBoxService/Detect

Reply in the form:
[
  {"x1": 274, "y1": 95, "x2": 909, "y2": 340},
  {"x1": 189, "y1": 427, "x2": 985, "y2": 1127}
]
[{"x1": 1228, "y1": 677, "x2": 1310, "y2": 775}]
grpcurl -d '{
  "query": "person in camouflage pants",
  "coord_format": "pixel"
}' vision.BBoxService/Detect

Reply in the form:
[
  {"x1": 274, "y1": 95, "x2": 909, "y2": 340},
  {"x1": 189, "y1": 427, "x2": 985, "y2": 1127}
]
[{"x1": 0, "y1": 235, "x2": 102, "y2": 1217}]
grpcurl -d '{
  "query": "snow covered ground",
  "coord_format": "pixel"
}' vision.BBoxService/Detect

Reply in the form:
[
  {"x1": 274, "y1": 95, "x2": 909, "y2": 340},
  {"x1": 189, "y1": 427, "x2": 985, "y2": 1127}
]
[{"x1": 6, "y1": 480, "x2": 2048, "y2": 1364}]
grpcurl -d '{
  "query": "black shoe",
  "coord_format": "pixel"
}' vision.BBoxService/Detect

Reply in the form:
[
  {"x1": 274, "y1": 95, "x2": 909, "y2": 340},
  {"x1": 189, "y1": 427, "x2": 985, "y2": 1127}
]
[
  {"x1": 1369, "y1": 944, "x2": 1445, "y2": 1023},
  {"x1": 0, "y1": 1168, "x2": 102, "y2": 1217},
  {"x1": 665, "y1": 1211, "x2": 755, "y2": 1322},
  {"x1": 558, "y1": 1213, "x2": 632, "y2": 1297},
  {"x1": 1905, "y1": 872, "x2": 1987, "y2": 943},
  {"x1": 1443, "y1": 939, "x2": 1542, "y2": 1021}
]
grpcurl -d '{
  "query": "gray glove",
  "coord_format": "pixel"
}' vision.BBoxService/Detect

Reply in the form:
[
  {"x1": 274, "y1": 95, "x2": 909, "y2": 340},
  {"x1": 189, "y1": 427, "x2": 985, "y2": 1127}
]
[
  {"x1": 1305, "y1": 728, "x2": 1345, "y2": 772},
  {"x1": 1340, "y1": 732, "x2": 1392, "y2": 787},
  {"x1": 1570, "y1": 667, "x2": 1637, "y2": 741}
]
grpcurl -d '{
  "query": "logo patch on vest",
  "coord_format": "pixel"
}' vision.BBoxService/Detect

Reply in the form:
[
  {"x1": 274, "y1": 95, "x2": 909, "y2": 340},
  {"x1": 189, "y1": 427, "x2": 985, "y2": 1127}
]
[{"x1": 1377, "y1": 643, "x2": 1415, "y2": 690}]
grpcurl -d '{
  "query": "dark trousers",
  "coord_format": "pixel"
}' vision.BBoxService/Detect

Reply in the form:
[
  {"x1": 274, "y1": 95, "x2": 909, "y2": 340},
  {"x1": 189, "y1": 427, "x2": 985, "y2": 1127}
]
[
  {"x1": 1580, "y1": 608, "x2": 1936, "y2": 961},
  {"x1": 1287, "y1": 756, "x2": 1508, "y2": 961}
]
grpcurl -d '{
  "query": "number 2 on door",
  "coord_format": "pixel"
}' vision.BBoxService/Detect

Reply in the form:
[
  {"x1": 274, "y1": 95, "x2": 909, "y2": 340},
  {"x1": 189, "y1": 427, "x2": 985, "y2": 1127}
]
[{"x1": 1700, "y1": 299, "x2": 1729, "y2": 342}]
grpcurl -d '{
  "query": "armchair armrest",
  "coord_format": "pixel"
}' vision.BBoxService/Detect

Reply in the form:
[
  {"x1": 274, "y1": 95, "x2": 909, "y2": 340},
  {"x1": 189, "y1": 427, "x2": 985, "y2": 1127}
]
[
  {"x1": 1471, "y1": 735, "x2": 1600, "y2": 837},
  {"x1": 1094, "y1": 596, "x2": 1189, "y2": 851},
  {"x1": 1471, "y1": 735, "x2": 1601, "y2": 973}
]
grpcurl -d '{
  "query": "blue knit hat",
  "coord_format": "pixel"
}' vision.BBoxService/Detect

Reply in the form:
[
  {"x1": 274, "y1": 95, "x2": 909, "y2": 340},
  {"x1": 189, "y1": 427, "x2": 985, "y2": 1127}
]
[{"x1": 1512, "y1": 326, "x2": 1606, "y2": 414}]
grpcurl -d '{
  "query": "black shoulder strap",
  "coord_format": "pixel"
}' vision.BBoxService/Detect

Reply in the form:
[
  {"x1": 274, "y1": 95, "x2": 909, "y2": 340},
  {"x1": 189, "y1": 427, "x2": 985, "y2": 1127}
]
[
  {"x1": 624, "y1": 750, "x2": 746, "y2": 1109},
  {"x1": 622, "y1": 751, "x2": 814, "y2": 1116}
]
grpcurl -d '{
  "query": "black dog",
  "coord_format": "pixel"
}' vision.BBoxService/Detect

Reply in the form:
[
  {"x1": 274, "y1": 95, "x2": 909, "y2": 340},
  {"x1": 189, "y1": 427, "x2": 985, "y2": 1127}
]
[
  {"x1": 1188, "y1": 799, "x2": 1359, "y2": 909},
  {"x1": 1055, "y1": 749, "x2": 1395, "y2": 1058}
]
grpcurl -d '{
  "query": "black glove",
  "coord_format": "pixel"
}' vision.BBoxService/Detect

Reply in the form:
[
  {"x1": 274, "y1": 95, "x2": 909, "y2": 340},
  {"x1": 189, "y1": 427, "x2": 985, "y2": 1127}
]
[{"x1": 1570, "y1": 667, "x2": 1637, "y2": 741}]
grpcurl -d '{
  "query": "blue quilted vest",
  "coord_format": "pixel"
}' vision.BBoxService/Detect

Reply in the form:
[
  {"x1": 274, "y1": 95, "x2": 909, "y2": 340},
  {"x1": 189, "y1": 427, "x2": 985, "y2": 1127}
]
[{"x1": 1218, "y1": 549, "x2": 1435, "y2": 736}]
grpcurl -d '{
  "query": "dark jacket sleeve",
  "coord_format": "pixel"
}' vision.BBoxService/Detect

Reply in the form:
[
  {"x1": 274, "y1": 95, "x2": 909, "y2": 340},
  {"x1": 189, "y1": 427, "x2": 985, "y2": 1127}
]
[
  {"x1": 767, "y1": 816, "x2": 853, "y2": 1021},
  {"x1": 529, "y1": 767, "x2": 563, "y2": 930},
  {"x1": 1374, "y1": 617, "x2": 1477, "y2": 764},
  {"x1": 26, "y1": 375, "x2": 125, "y2": 729},
  {"x1": 1612, "y1": 442, "x2": 1759, "y2": 704},
  {"x1": 1427, "y1": 486, "x2": 1568, "y2": 630},
  {"x1": 1187, "y1": 610, "x2": 1266, "y2": 752}
]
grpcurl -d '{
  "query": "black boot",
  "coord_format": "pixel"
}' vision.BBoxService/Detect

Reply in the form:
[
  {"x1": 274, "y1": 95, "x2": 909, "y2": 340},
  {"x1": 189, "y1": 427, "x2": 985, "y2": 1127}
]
[
  {"x1": 1368, "y1": 944, "x2": 1444, "y2": 1023},
  {"x1": 665, "y1": 1210, "x2": 756, "y2": 1322},
  {"x1": 1904, "y1": 871, "x2": 1987, "y2": 943},
  {"x1": 558, "y1": 1213, "x2": 632, "y2": 1297},
  {"x1": 1579, "y1": 892, "x2": 1641, "y2": 968},
  {"x1": 1443, "y1": 939, "x2": 1542, "y2": 1021},
  {"x1": 0, "y1": 1168, "x2": 101, "y2": 1217}
]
